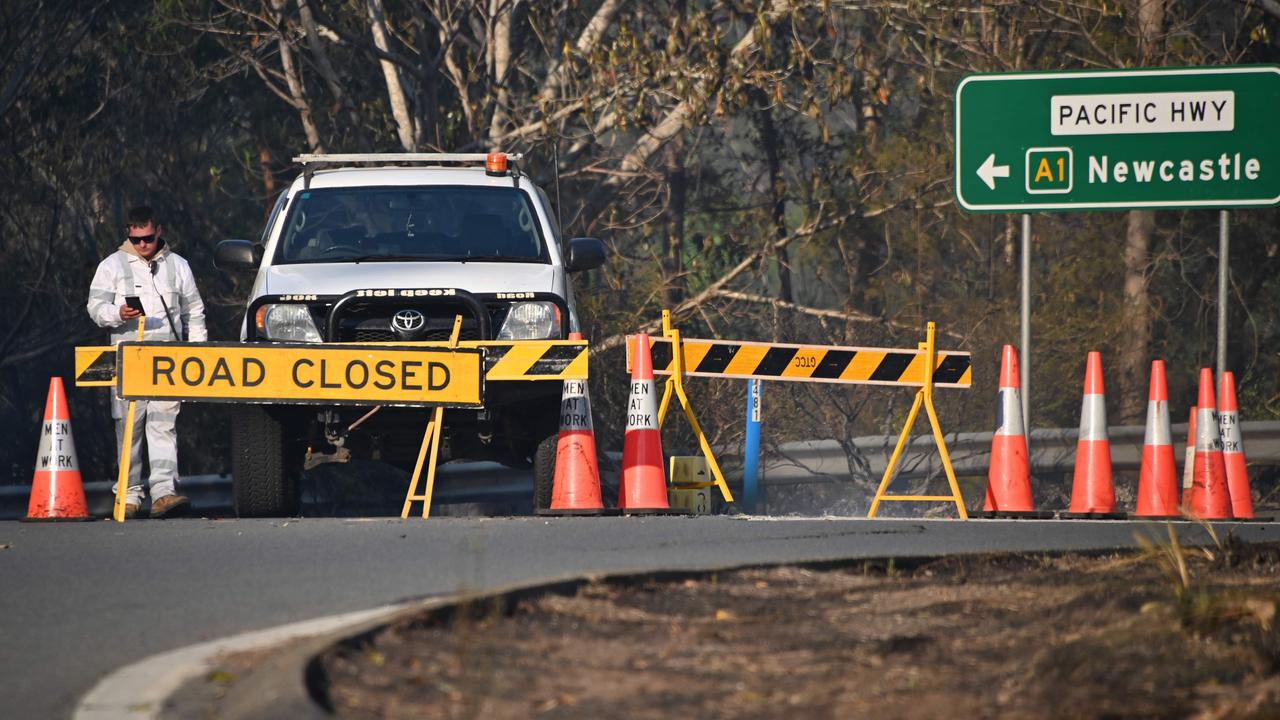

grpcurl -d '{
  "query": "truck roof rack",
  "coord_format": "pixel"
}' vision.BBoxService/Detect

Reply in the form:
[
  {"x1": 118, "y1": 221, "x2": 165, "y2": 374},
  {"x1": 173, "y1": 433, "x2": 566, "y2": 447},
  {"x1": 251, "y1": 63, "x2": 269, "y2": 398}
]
[
  {"x1": 293, "y1": 153, "x2": 524, "y2": 166},
  {"x1": 294, "y1": 153, "x2": 525, "y2": 189}
]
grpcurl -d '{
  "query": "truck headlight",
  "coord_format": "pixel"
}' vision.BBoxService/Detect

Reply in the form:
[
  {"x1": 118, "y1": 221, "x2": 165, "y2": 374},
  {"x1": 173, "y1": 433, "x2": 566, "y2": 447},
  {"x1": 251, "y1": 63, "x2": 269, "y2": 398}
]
[
  {"x1": 497, "y1": 301, "x2": 560, "y2": 340},
  {"x1": 255, "y1": 304, "x2": 322, "y2": 342}
]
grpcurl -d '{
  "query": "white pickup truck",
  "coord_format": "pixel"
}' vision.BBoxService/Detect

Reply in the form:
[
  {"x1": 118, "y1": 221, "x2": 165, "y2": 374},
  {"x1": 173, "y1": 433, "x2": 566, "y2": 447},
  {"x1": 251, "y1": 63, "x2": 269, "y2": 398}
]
[{"x1": 213, "y1": 153, "x2": 605, "y2": 517}]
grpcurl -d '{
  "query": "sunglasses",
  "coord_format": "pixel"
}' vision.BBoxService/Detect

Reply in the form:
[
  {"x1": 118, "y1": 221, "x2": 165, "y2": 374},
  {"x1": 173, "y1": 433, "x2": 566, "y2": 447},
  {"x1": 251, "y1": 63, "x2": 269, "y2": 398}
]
[{"x1": 128, "y1": 234, "x2": 158, "y2": 244}]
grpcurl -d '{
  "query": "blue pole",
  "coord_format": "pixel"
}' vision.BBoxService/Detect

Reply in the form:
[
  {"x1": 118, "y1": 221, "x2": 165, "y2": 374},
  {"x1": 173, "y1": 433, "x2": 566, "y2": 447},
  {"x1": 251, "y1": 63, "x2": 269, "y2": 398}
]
[{"x1": 743, "y1": 379, "x2": 763, "y2": 513}]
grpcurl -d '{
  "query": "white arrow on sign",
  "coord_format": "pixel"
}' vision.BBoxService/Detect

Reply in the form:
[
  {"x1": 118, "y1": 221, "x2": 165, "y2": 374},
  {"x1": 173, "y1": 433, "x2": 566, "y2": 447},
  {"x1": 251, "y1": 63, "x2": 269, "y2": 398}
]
[{"x1": 976, "y1": 153, "x2": 1010, "y2": 190}]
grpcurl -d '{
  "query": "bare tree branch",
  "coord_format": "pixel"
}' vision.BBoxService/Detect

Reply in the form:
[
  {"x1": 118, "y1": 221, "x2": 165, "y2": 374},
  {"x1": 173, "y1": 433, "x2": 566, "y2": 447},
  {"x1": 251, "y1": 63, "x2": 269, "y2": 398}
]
[{"x1": 367, "y1": 0, "x2": 416, "y2": 150}]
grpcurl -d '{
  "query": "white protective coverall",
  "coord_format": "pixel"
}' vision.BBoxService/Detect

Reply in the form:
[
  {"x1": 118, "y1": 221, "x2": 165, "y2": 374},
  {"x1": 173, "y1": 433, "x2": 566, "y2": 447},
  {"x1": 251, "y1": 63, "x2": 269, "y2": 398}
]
[{"x1": 86, "y1": 241, "x2": 207, "y2": 504}]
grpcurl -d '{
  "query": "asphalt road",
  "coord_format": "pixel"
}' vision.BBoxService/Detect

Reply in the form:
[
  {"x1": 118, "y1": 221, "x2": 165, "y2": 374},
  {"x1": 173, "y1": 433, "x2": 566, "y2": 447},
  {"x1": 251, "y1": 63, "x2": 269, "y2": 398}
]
[{"x1": 2, "y1": 515, "x2": 1279, "y2": 719}]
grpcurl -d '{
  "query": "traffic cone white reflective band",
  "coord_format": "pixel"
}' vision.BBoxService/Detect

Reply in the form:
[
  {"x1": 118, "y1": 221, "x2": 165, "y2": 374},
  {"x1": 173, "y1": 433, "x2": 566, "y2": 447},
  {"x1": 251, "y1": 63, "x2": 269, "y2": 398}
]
[
  {"x1": 1195, "y1": 407, "x2": 1222, "y2": 453},
  {"x1": 1181, "y1": 406, "x2": 1197, "y2": 492},
  {"x1": 36, "y1": 418, "x2": 80, "y2": 473},
  {"x1": 995, "y1": 387, "x2": 1024, "y2": 436},
  {"x1": 1143, "y1": 399, "x2": 1172, "y2": 447},
  {"x1": 1219, "y1": 409, "x2": 1241, "y2": 453},
  {"x1": 1078, "y1": 394, "x2": 1108, "y2": 441},
  {"x1": 560, "y1": 380, "x2": 594, "y2": 431},
  {"x1": 626, "y1": 380, "x2": 659, "y2": 431}
]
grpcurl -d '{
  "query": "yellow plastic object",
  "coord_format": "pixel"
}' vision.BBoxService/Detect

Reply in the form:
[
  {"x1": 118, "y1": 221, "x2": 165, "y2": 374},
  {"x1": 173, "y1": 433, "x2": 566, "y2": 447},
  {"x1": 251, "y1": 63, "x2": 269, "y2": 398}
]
[
  {"x1": 655, "y1": 311, "x2": 735, "y2": 504},
  {"x1": 669, "y1": 456, "x2": 714, "y2": 514},
  {"x1": 867, "y1": 322, "x2": 968, "y2": 519},
  {"x1": 401, "y1": 316, "x2": 463, "y2": 519}
]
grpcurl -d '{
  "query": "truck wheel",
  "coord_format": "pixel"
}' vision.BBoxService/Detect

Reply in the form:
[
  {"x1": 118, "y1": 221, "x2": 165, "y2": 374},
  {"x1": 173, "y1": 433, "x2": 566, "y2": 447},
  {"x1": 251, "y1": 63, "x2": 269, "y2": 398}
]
[
  {"x1": 230, "y1": 405, "x2": 302, "y2": 517},
  {"x1": 532, "y1": 433, "x2": 558, "y2": 511}
]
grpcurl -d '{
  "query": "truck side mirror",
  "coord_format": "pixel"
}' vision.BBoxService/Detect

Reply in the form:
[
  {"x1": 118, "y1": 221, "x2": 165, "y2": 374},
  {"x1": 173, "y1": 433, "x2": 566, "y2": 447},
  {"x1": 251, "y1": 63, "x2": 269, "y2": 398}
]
[
  {"x1": 565, "y1": 237, "x2": 607, "y2": 273},
  {"x1": 214, "y1": 239, "x2": 263, "y2": 271}
]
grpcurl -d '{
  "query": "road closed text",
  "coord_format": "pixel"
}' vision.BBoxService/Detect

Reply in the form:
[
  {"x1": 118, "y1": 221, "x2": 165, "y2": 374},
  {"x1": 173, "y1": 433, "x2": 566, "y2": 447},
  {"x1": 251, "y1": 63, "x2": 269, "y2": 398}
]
[{"x1": 118, "y1": 342, "x2": 483, "y2": 407}]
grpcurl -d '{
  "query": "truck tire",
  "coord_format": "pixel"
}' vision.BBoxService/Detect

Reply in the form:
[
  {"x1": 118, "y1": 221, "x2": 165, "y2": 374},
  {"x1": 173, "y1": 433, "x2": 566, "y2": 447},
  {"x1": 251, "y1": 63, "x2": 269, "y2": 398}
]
[
  {"x1": 532, "y1": 433, "x2": 558, "y2": 511},
  {"x1": 230, "y1": 405, "x2": 302, "y2": 517}
]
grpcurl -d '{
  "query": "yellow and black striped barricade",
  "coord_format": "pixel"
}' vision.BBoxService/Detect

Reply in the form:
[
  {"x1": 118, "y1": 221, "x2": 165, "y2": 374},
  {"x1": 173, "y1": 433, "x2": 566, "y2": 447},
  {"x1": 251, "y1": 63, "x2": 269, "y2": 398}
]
[
  {"x1": 626, "y1": 315, "x2": 971, "y2": 518},
  {"x1": 631, "y1": 338, "x2": 972, "y2": 388},
  {"x1": 74, "y1": 346, "x2": 116, "y2": 387},
  {"x1": 75, "y1": 339, "x2": 588, "y2": 388}
]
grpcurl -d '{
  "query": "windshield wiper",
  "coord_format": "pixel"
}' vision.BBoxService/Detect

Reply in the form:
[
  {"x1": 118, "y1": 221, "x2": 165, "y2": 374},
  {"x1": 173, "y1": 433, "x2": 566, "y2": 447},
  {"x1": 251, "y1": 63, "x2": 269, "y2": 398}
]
[
  {"x1": 389, "y1": 255, "x2": 545, "y2": 263},
  {"x1": 295, "y1": 254, "x2": 545, "y2": 264},
  {"x1": 339, "y1": 254, "x2": 425, "y2": 263}
]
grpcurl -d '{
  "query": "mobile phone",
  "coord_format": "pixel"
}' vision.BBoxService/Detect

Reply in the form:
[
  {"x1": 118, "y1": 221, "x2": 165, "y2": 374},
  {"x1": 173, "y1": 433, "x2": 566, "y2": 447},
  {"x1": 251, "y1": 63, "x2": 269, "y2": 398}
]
[{"x1": 124, "y1": 296, "x2": 145, "y2": 313}]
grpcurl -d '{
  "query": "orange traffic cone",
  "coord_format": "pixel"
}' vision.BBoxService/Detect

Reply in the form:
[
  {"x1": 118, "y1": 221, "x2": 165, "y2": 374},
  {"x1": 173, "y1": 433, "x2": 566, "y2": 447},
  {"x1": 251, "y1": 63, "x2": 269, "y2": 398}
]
[
  {"x1": 619, "y1": 333, "x2": 670, "y2": 512},
  {"x1": 24, "y1": 378, "x2": 91, "y2": 522},
  {"x1": 1188, "y1": 368, "x2": 1232, "y2": 520},
  {"x1": 1135, "y1": 360, "x2": 1179, "y2": 518},
  {"x1": 1067, "y1": 352, "x2": 1122, "y2": 518},
  {"x1": 542, "y1": 333, "x2": 606, "y2": 515},
  {"x1": 1218, "y1": 372, "x2": 1254, "y2": 519},
  {"x1": 982, "y1": 345, "x2": 1040, "y2": 516},
  {"x1": 1180, "y1": 405, "x2": 1197, "y2": 511}
]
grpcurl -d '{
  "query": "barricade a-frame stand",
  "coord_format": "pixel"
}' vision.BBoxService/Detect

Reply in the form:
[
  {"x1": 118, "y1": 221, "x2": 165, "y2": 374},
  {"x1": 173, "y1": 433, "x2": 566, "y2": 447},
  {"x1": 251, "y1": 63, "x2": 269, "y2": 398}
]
[
  {"x1": 867, "y1": 322, "x2": 968, "y2": 519},
  {"x1": 656, "y1": 310, "x2": 735, "y2": 504},
  {"x1": 401, "y1": 315, "x2": 464, "y2": 519}
]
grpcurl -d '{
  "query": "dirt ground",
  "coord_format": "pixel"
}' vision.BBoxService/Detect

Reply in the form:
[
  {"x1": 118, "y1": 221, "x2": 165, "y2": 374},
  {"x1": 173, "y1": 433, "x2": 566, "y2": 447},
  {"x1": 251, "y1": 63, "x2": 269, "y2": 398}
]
[{"x1": 315, "y1": 535, "x2": 1280, "y2": 719}]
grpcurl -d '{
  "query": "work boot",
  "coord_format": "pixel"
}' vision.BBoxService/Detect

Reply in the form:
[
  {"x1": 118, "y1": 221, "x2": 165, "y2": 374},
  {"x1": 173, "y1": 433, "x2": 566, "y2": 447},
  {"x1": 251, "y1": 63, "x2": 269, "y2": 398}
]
[
  {"x1": 123, "y1": 502, "x2": 140, "y2": 519},
  {"x1": 150, "y1": 494, "x2": 190, "y2": 519}
]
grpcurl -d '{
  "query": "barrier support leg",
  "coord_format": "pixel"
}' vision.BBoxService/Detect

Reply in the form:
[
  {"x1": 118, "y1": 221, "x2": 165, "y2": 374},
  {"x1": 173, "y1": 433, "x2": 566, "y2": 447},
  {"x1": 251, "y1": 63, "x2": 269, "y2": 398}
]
[
  {"x1": 925, "y1": 386, "x2": 968, "y2": 519},
  {"x1": 657, "y1": 310, "x2": 734, "y2": 504},
  {"x1": 867, "y1": 322, "x2": 967, "y2": 519},
  {"x1": 400, "y1": 315, "x2": 462, "y2": 519},
  {"x1": 867, "y1": 390, "x2": 924, "y2": 519},
  {"x1": 114, "y1": 319, "x2": 147, "y2": 522}
]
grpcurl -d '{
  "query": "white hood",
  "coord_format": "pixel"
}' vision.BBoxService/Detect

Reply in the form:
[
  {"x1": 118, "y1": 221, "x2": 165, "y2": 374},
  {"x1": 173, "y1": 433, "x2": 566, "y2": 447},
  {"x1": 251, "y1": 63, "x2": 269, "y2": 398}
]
[{"x1": 263, "y1": 261, "x2": 558, "y2": 297}]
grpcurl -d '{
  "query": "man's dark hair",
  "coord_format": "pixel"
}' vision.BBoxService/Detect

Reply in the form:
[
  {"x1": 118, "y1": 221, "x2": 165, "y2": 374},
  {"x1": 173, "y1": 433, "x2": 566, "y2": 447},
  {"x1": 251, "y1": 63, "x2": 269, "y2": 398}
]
[{"x1": 126, "y1": 206, "x2": 156, "y2": 227}]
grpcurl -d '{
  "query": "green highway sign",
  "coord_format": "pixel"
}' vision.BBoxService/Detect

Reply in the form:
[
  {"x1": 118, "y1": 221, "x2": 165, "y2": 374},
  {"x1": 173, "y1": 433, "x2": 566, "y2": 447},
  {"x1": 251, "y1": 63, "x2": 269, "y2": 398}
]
[{"x1": 954, "y1": 66, "x2": 1280, "y2": 212}]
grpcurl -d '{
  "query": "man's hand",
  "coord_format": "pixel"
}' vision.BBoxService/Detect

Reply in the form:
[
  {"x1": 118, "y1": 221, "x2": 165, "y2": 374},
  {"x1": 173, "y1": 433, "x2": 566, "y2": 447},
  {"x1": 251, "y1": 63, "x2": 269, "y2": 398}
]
[{"x1": 119, "y1": 304, "x2": 142, "y2": 321}]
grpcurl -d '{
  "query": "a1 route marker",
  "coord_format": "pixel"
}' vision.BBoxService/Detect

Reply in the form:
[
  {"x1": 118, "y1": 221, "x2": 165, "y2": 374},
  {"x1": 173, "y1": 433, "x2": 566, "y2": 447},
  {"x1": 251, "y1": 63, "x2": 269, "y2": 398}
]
[{"x1": 955, "y1": 66, "x2": 1280, "y2": 212}]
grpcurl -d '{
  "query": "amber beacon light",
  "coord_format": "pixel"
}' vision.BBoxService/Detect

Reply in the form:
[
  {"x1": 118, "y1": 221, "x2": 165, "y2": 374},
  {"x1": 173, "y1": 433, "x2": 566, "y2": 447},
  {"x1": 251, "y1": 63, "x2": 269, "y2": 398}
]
[{"x1": 485, "y1": 152, "x2": 509, "y2": 175}]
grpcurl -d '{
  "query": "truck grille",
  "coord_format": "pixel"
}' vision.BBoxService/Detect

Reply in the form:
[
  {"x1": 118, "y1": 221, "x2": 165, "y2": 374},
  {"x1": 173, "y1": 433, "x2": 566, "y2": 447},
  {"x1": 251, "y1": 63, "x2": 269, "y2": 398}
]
[
  {"x1": 342, "y1": 326, "x2": 482, "y2": 343},
  {"x1": 333, "y1": 301, "x2": 488, "y2": 343}
]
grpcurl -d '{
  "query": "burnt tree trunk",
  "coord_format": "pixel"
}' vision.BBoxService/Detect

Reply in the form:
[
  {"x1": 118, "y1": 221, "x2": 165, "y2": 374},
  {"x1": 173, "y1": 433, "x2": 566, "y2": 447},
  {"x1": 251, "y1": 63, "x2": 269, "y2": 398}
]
[{"x1": 1117, "y1": 0, "x2": 1165, "y2": 423}]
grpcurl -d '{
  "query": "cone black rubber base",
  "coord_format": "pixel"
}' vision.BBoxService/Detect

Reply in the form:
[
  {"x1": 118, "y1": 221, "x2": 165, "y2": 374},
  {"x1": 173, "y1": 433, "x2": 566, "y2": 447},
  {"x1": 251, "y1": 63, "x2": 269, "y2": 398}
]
[
  {"x1": 619, "y1": 507, "x2": 690, "y2": 516},
  {"x1": 1130, "y1": 514, "x2": 1186, "y2": 521},
  {"x1": 20, "y1": 515, "x2": 97, "y2": 522},
  {"x1": 1060, "y1": 511, "x2": 1129, "y2": 520},
  {"x1": 976, "y1": 510, "x2": 1056, "y2": 519},
  {"x1": 535, "y1": 507, "x2": 619, "y2": 517}
]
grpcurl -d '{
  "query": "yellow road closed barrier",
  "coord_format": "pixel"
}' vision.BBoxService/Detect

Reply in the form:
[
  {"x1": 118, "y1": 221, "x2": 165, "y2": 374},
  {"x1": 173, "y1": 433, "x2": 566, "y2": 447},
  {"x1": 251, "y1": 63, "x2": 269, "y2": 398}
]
[
  {"x1": 116, "y1": 341, "x2": 483, "y2": 407},
  {"x1": 75, "y1": 339, "x2": 586, "y2": 387}
]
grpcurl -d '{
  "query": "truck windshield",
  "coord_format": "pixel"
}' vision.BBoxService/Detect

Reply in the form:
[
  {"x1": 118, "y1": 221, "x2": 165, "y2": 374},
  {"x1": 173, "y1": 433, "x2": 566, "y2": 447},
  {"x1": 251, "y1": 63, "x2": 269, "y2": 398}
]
[{"x1": 274, "y1": 185, "x2": 547, "y2": 264}]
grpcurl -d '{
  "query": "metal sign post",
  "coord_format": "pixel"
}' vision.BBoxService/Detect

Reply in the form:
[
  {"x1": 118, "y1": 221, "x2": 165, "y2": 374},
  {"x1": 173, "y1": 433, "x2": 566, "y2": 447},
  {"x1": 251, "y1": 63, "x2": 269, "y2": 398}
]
[
  {"x1": 1218, "y1": 210, "x2": 1229, "y2": 387},
  {"x1": 743, "y1": 379, "x2": 763, "y2": 514},
  {"x1": 1021, "y1": 213, "x2": 1031, "y2": 438}
]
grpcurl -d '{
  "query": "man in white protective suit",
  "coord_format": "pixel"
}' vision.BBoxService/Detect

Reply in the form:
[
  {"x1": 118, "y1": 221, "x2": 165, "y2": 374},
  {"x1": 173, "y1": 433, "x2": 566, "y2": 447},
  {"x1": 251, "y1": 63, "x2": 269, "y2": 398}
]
[{"x1": 87, "y1": 206, "x2": 207, "y2": 518}]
